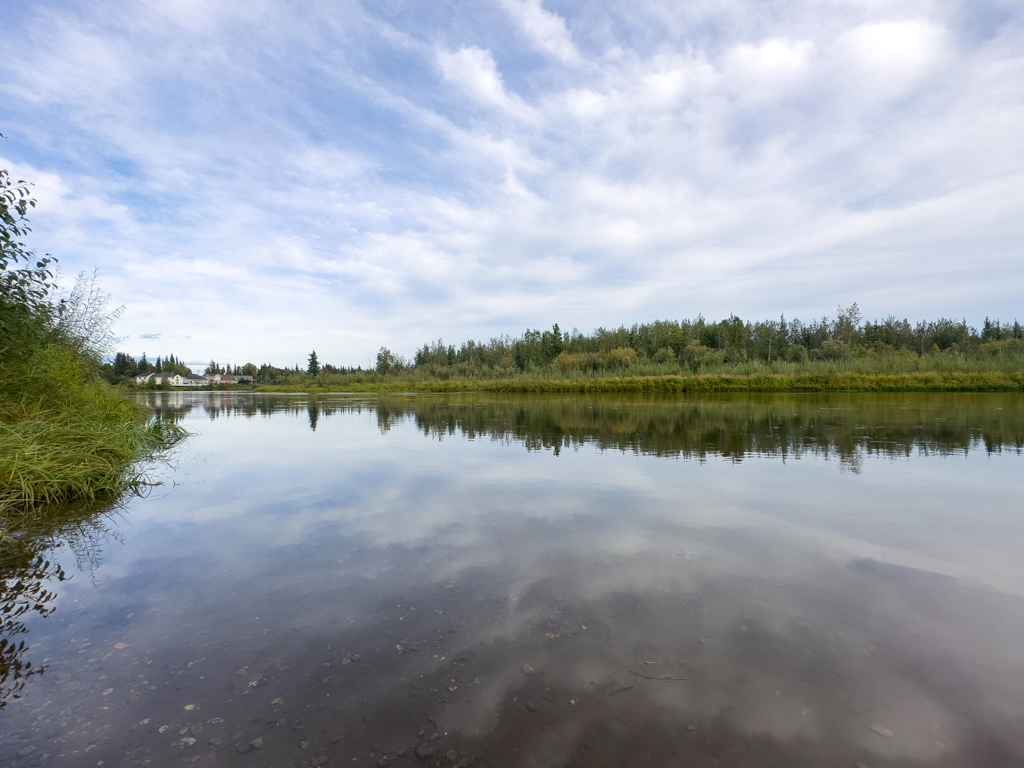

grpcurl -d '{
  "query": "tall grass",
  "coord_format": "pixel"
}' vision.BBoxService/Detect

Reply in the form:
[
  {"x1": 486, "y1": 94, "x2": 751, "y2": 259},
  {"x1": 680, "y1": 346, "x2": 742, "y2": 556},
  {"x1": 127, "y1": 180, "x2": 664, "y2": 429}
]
[
  {"x1": 258, "y1": 355, "x2": 1024, "y2": 394},
  {"x1": 256, "y1": 341, "x2": 1024, "y2": 393},
  {"x1": 0, "y1": 388, "x2": 181, "y2": 519},
  {"x1": 0, "y1": 290, "x2": 185, "y2": 524}
]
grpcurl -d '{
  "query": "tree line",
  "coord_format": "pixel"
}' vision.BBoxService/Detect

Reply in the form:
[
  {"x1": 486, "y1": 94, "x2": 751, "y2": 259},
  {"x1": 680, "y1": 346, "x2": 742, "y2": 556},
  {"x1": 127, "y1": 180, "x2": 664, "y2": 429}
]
[
  {"x1": 403, "y1": 305, "x2": 1022, "y2": 376},
  {"x1": 104, "y1": 352, "x2": 192, "y2": 381},
  {"x1": 102, "y1": 305, "x2": 1024, "y2": 384},
  {"x1": 103, "y1": 355, "x2": 266, "y2": 383}
]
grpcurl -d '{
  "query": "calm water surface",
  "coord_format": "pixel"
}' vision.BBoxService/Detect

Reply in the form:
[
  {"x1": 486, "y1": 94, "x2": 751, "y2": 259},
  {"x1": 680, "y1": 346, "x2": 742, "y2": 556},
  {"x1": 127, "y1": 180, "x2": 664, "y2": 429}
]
[{"x1": 2, "y1": 392, "x2": 1024, "y2": 768}]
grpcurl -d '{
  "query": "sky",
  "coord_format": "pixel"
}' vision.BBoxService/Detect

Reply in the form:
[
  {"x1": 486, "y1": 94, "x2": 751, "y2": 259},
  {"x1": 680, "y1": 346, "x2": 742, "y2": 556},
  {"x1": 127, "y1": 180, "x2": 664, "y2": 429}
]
[{"x1": 1, "y1": 0, "x2": 1022, "y2": 367}]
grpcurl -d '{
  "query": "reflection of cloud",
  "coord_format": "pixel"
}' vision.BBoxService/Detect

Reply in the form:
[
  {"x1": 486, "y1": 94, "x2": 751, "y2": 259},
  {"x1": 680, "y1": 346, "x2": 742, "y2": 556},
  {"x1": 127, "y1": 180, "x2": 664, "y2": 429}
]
[{"x1": 132, "y1": 394, "x2": 1024, "y2": 602}]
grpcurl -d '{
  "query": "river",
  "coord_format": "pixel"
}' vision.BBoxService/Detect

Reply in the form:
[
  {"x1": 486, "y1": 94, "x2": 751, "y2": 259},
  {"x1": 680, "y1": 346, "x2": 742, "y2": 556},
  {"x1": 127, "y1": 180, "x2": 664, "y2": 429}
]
[{"x1": 2, "y1": 392, "x2": 1023, "y2": 768}]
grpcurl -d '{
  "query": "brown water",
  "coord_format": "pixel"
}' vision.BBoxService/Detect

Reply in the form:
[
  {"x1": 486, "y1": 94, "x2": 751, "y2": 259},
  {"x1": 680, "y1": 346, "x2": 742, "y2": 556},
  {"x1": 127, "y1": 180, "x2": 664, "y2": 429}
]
[{"x1": 2, "y1": 392, "x2": 1024, "y2": 768}]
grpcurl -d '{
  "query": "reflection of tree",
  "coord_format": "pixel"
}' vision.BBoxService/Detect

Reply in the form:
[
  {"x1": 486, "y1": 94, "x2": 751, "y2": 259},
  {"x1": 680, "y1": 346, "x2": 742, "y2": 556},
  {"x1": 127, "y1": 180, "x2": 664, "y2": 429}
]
[
  {"x1": 0, "y1": 494, "x2": 127, "y2": 708},
  {"x1": 142, "y1": 391, "x2": 1024, "y2": 462},
  {"x1": 0, "y1": 550, "x2": 64, "y2": 707},
  {"x1": 397, "y1": 394, "x2": 1024, "y2": 462}
]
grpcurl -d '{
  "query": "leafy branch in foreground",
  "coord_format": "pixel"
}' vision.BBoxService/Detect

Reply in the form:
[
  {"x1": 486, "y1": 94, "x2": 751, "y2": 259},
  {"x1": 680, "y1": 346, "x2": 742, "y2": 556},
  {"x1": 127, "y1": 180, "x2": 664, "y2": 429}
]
[
  {"x1": 0, "y1": 167, "x2": 57, "y2": 322},
  {"x1": 1, "y1": 163, "x2": 186, "y2": 520}
]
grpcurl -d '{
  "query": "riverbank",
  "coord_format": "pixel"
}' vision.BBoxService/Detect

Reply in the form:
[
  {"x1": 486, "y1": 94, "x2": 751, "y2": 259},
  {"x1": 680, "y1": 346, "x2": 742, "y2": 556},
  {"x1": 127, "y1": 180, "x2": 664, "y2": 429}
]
[
  {"x1": 0, "y1": 301, "x2": 184, "y2": 522},
  {"x1": 0, "y1": 372, "x2": 184, "y2": 524},
  {"x1": 258, "y1": 370, "x2": 1024, "y2": 394}
]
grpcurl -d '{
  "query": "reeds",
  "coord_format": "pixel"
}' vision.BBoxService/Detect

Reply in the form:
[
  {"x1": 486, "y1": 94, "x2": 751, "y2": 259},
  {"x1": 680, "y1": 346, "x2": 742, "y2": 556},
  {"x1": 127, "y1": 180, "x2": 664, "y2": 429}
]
[
  {"x1": 0, "y1": 344, "x2": 186, "y2": 523},
  {"x1": 260, "y1": 370, "x2": 1024, "y2": 394},
  {"x1": 255, "y1": 343, "x2": 1024, "y2": 394}
]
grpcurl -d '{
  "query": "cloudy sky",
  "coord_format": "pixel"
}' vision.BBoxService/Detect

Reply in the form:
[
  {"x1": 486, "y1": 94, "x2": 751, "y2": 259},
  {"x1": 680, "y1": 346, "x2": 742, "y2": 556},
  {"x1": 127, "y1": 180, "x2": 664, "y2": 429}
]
[{"x1": 2, "y1": 0, "x2": 1022, "y2": 366}]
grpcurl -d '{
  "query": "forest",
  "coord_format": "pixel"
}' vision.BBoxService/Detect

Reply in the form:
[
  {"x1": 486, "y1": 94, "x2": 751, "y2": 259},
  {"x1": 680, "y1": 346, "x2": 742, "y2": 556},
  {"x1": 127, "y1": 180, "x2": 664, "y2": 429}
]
[
  {"x1": 404, "y1": 307, "x2": 1023, "y2": 376},
  {"x1": 226, "y1": 305, "x2": 1023, "y2": 389}
]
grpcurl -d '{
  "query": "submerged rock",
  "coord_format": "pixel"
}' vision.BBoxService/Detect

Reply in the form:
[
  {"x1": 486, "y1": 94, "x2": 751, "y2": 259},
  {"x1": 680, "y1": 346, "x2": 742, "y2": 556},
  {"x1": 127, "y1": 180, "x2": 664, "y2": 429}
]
[{"x1": 415, "y1": 744, "x2": 434, "y2": 759}]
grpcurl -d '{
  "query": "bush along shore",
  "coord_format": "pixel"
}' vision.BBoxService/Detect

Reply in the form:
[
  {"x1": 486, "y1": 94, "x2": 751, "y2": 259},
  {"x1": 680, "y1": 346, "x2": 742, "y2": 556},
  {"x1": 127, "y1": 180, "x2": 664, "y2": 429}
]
[
  {"x1": 0, "y1": 167, "x2": 184, "y2": 526},
  {"x1": 259, "y1": 370, "x2": 1024, "y2": 394}
]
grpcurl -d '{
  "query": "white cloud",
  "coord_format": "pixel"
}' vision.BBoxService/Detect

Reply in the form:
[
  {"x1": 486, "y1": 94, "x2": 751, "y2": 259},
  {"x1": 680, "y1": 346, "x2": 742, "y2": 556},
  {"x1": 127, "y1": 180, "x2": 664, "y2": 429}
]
[
  {"x1": 832, "y1": 20, "x2": 946, "y2": 99},
  {"x1": 501, "y1": 0, "x2": 580, "y2": 63},
  {"x1": 0, "y1": 0, "x2": 1021, "y2": 363},
  {"x1": 436, "y1": 45, "x2": 533, "y2": 118},
  {"x1": 723, "y1": 38, "x2": 814, "y2": 101}
]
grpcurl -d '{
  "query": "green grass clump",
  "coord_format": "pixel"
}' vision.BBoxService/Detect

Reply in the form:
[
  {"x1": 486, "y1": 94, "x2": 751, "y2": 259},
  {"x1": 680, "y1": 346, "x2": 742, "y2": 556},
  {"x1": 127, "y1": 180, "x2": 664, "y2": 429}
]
[{"x1": 0, "y1": 331, "x2": 185, "y2": 524}]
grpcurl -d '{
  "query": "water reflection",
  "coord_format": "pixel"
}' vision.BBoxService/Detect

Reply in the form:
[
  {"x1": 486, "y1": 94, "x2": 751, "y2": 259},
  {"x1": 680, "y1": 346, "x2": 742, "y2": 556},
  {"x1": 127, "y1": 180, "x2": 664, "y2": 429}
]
[
  {"x1": 1, "y1": 392, "x2": 1022, "y2": 767},
  {"x1": 0, "y1": 500, "x2": 121, "y2": 708},
  {"x1": 149, "y1": 390, "x2": 1024, "y2": 461}
]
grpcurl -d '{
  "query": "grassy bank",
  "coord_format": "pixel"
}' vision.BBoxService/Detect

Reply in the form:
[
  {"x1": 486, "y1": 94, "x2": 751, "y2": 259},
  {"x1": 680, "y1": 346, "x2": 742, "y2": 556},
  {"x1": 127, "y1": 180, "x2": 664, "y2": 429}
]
[
  {"x1": 1, "y1": 169, "x2": 184, "y2": 525},
  {"x1": 0, "y1": 338, "x2": 184, "y2": 524},
  {"x1": 259, "y1": 370, "x2": 1024, "y2": 394}
]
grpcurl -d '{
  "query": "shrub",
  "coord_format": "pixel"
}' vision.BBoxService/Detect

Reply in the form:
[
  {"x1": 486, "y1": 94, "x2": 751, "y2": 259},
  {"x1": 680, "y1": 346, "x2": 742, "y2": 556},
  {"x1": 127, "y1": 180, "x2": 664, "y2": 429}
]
[
  {"x1": 680, "y1": 341, "x2": 726, "y2": 370},
  {"x1": 818, "y1": 339, "x2": 853, "y2": 361},
  {"x1": 652, "y1": 347, "x2": 676, "y2": 364},
  {"x1": 605, "y1": 347, "x2": 639, "y2": 369},
  {"x1": 1, "y1": 168, "x2": 185, "y2": 519},
  {"x1": 788, "y1": 344, "x2": 809, "y2": 363}
]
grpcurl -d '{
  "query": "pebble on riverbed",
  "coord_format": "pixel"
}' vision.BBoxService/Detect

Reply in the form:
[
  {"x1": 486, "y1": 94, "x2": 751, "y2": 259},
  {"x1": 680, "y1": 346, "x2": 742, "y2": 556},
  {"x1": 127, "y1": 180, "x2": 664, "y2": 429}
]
[{"x1": 414, "y1": 744, "x2": 434, "y2": 759}]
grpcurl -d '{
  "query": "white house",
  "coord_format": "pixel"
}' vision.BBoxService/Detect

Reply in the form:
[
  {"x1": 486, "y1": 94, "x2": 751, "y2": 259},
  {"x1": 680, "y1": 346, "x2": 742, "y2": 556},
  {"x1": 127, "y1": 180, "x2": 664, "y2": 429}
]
[
  {"x1": 151, "y1": 372, "x2": 185, "y2": 386},
  {"x1": 204, "y1": 373, "x2": 252, "y2": 384},
  {"x1": 136, "y1": 371, "x2": 250, "y2": 386},
  {"x1": 136, "y1": 371, "x2": 208, "y2": 387}
]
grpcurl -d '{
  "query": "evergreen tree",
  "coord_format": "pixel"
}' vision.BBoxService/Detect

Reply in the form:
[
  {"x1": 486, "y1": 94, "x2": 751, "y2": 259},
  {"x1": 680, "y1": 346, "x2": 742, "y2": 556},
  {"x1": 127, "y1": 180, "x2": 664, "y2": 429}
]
[
  {"x1": 113, "y1": 352, "x2": 129, "y2": 377},
  {"x1": 307, "y1": 350, "x2": 320, "y2": 375}
]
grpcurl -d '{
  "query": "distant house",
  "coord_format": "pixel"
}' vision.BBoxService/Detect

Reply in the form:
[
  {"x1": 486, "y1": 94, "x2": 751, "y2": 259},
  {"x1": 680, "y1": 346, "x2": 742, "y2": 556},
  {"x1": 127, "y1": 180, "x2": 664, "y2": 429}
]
[
  {"x1": 151, "y1": 372, "x2": 185, "y2": 387},
  {"x1": 135, "y1": 371, "x2": 208, "y2": 387},
  {"x1": 204, "y1": 373, "x2": 252, "y2": 384}
]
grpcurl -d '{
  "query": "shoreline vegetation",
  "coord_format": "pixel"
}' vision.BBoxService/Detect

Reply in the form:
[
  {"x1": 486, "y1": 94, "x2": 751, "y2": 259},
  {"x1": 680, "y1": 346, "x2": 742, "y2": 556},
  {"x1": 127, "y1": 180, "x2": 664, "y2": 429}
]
[
  {"x1": 1, "y1": 168, "x2": 184, "y2": 526},
  {"x1": 239, "y1": 307, "x2": 1024, "y2": 394},
  {"x1": 110, "y1": 305, "x2": 1024, "y2": 395},
  {"x1": 257, "y1": 370, "x2": 1024, "y2": 394}
]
